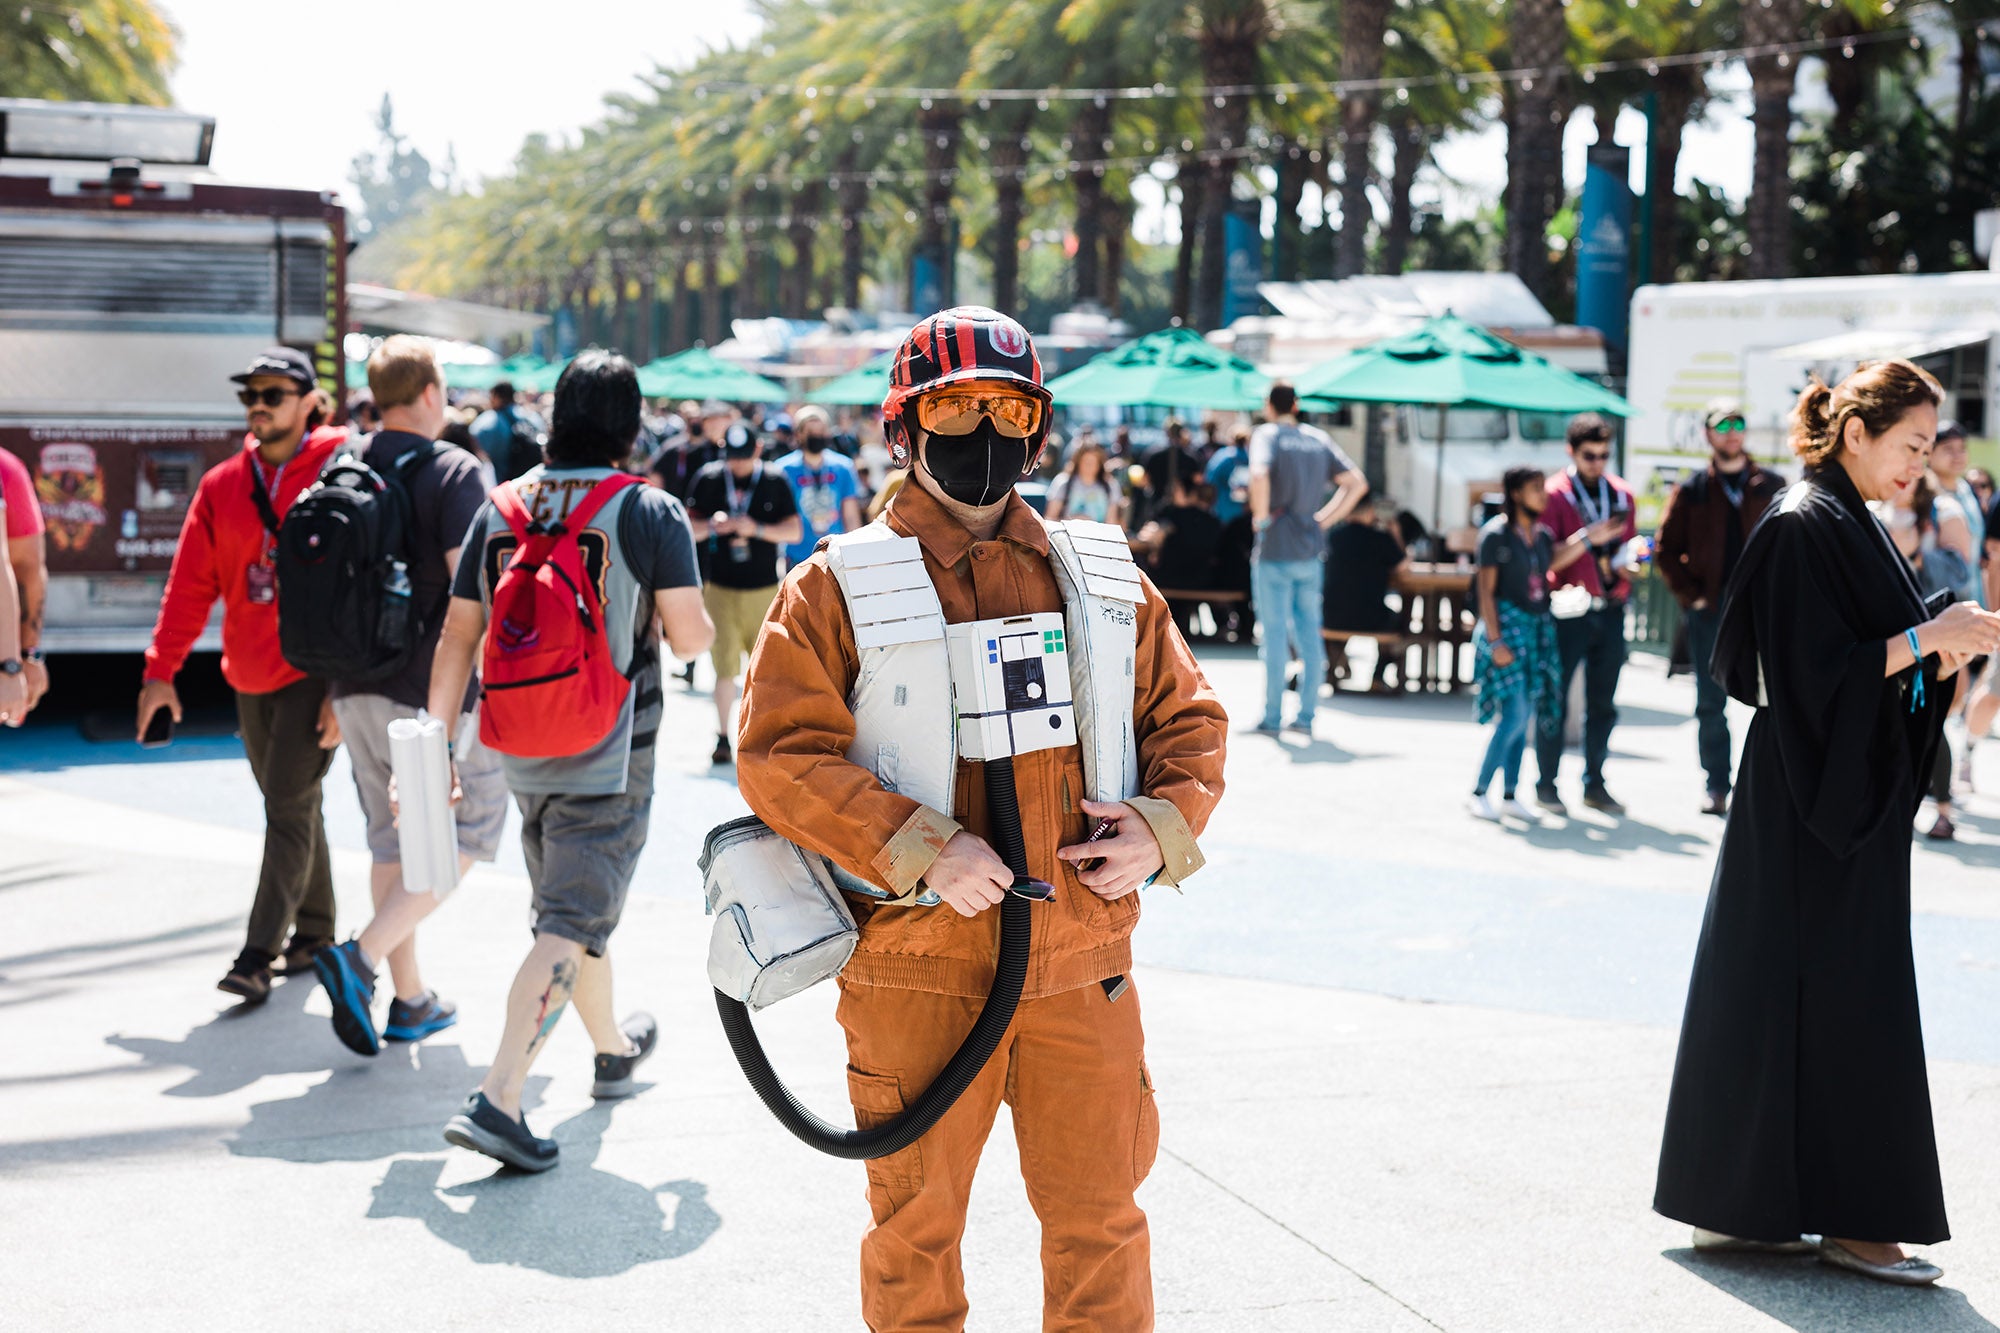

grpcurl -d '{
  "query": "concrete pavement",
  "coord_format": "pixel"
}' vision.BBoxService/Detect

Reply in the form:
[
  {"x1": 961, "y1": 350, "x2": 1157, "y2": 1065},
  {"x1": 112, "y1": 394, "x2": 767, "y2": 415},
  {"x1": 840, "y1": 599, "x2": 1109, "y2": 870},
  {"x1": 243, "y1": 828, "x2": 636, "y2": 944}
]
[{"x1": 3, "y1": 645, "x2": 1998, "y2": 1330}]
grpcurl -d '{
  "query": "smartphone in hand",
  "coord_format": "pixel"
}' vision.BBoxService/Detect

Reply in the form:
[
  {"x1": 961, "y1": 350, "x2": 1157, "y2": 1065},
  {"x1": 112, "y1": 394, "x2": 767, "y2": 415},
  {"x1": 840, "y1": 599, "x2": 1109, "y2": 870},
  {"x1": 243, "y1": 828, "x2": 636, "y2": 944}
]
[{"x1": 140, "y1": 708, "x2": 174, "y2": 749}]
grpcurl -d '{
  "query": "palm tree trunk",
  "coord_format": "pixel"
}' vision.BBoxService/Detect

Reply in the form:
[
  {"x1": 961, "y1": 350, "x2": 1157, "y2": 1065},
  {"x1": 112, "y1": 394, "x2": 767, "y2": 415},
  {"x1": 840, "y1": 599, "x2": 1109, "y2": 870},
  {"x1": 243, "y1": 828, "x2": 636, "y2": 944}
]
[
  {"x1": 1336, "y1": 0, "x2": 1388, "y2": 278},
  {"x1": 990, "y1": 115, "x2": 1030, "y2": 314},
  {"x1": 1072, "y1": 99, "x2": 1111, "y2": 307},
  {"x1": 1648, "y1": 68, "x2": 1696, "y2": 287},
  {"x1": 1272, "y1": 139, "x2": 1307, "y2": 281},
  {"x1": 787, "y1": 182, "x2": 821, "y2": 319},
  {"x1": 1173, "y1": 158, "x2": 1201, "y2": 324},
  {"x1": 1195, "y1": 15, "x2": 1263, "y2": 329},
  {"x1": 668, "y1": 258, "x2": 690, "y2": 352},
  {"x1": 1381, "y1": 119, "x2": 1425, "y2": 274},
  {"x1": 837, "y1": 146, "x2": 866, "y2": 309},
  {"x1": 915, "y1": 104, "x2": 961, "y2": 308},
  {"x1": 700, "y1": 236, "x2": 722, "y2": 346},
  {"x1": 1099, "y1": 184, "x2": 1129, "y2": 314},
  {"x1": 1505, "y1": 0, "x2": 1567, "y2": 303}
]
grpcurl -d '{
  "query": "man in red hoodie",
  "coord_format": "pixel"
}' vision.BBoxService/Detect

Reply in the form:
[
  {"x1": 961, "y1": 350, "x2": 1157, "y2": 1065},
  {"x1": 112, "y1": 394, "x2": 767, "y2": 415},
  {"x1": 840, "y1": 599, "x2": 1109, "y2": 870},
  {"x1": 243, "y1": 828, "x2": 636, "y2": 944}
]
[{"x1": 139, "y1": 348, "x2": 348, "y2": 1002}]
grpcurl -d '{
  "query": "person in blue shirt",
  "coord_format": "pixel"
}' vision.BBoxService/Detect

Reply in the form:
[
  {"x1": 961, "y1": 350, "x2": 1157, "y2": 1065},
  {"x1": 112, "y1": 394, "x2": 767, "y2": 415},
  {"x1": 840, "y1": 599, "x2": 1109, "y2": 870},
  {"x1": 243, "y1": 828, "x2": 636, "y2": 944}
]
[
  {"x1": 1205, "y1": 423, "x2": 1251, "y2": 524},
  {"x1": 773, "y1": 405, "x2": 863, "y2": 567},
  {"x1": 470, "y1": 380, "x2": 545, "y2": 482}
]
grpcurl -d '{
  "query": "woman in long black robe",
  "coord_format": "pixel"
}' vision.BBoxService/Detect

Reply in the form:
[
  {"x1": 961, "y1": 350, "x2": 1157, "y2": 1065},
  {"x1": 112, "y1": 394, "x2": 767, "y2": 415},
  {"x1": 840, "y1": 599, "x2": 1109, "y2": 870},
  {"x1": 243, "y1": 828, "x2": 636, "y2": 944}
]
[{"x1": 1654, "y1": 457, "x2": 1966, "y2": 1254}]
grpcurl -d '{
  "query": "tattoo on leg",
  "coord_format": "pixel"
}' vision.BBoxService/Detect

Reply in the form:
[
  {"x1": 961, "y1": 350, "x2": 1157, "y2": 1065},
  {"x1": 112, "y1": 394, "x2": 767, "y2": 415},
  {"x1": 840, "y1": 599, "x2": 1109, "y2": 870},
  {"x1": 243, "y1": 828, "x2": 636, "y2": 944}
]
[{"x1": 525, "y1": 958, "x2": 577, "y2": 1059}]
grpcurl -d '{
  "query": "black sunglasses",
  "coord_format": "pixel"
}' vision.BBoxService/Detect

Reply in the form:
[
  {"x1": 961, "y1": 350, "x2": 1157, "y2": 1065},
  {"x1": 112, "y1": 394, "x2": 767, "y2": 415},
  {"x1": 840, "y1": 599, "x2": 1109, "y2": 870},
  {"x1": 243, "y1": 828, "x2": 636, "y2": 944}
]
[
  {"x1": 237, "y1": 386, "x2": 302, "y2": 408},
  {"x1": 1576, "y1": 448, "x2": 1612, "y2": 463}
]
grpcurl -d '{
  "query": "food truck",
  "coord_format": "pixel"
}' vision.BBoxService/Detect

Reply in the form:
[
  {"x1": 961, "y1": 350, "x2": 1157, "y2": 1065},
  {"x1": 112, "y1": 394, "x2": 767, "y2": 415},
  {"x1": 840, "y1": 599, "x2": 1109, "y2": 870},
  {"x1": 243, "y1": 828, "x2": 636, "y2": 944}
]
[
  {"x1": 1625, "y1": 272, "x2": 2000, "y2": 524},
  {"x1": 0, "y1": 98, "x2": 347, "y2": 651}
]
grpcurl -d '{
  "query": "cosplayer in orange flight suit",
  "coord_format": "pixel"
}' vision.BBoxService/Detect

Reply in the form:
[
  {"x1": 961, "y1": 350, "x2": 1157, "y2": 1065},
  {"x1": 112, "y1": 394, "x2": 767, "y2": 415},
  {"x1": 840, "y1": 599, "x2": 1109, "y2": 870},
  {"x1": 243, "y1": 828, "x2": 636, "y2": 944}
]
[{"x1": 736, "y1": 306, "x2": 1228, "y2": 1332}]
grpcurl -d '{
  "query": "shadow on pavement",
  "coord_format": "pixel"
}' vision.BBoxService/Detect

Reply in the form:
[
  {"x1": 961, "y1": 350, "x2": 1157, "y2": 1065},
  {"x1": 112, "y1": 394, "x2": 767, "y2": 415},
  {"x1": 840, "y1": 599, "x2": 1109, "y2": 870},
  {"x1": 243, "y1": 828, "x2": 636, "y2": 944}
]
[
  {"x1": 367, "y1": 1099, "x2": 720, "y2": 1277},
  {"x1": 1515, "y1": 813, "x2": 1711, "y2": 859},
  {"x1": 227, "y1": 1042, "x2": 553, "y2": 1165},
  {"x1": 0, "y1": 916, "x2": 239, "y2": 972},
  {"x1": 1665, "y1": 1248, "x2": 1999, "y2": 1332},
  {"x1": 1915, "y1": 810, "x2": 2000, "y2": 870}
]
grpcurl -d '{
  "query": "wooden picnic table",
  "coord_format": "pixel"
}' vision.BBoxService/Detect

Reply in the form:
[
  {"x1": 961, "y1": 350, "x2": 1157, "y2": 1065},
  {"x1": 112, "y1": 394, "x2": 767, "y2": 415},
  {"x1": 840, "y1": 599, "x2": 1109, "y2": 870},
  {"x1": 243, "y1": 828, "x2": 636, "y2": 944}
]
[{"x1": 1392, "y1": 561, "x2": 1476, "y2": 692}]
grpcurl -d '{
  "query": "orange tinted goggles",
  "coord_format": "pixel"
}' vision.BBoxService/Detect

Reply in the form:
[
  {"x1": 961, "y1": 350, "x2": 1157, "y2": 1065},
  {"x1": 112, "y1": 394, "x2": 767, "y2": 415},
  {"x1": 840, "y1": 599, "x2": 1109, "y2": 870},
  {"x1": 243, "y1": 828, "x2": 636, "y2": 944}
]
[{"x1": 913, "y1": 387, "x2": 1044, "y2": 439}]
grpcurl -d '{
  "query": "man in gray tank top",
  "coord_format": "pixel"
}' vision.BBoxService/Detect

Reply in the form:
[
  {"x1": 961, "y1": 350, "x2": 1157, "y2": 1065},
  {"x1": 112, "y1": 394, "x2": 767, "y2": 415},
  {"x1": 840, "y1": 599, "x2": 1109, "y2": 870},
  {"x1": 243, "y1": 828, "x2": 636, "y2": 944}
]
[{"x1": 425, "y1": 352, "x2": 714, "y2": 1173}]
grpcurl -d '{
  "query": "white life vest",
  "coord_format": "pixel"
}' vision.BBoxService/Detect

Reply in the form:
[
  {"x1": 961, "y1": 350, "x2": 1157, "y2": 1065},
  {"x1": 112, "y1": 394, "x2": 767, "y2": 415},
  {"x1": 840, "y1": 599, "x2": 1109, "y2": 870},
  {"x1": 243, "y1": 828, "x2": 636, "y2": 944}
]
[{"x1": 822, "y1": 517, "x2": 1143, "y2": 899}]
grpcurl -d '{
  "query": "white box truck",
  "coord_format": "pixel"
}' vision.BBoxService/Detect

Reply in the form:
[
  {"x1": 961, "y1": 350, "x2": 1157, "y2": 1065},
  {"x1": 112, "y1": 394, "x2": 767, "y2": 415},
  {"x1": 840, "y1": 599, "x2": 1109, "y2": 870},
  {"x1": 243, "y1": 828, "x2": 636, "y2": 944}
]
[{"x1": 1625, "y1": 272, "x2": 2000, "y2": 525}]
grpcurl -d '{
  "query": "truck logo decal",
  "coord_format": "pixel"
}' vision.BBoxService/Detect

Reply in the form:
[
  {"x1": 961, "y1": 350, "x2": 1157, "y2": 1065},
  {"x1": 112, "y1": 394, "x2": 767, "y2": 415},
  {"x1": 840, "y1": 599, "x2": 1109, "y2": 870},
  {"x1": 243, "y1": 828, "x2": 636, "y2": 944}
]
[{"x1": 35, "y1": 442, "x2": 107, "y2": 553}]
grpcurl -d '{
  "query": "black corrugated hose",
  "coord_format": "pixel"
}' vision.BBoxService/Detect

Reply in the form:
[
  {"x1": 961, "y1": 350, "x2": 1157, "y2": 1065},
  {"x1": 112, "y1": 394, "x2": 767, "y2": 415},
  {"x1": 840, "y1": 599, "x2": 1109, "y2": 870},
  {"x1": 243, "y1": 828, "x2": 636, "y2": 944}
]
[{"x1": 715, "y1": 756, "x2": 1035, "y2": 1160}]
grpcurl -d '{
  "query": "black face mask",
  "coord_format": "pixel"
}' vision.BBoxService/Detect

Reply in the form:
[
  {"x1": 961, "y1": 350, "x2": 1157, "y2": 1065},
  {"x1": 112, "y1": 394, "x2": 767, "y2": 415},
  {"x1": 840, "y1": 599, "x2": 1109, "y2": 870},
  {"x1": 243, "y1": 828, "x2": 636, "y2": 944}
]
[
  {"x1": 920, "y1": 422, "x2": 1034, "y2": 508},
  {"x1": 801, "y1": 434, "x2": 826, "y2": 456}
]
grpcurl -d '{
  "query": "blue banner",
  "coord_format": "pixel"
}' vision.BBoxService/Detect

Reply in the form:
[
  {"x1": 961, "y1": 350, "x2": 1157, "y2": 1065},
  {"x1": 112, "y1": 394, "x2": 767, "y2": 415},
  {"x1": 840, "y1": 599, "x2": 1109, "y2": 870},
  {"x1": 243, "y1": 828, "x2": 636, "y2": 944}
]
[
  {"x1": 553, "y1": 306, "x2": 579, "y2": 359},
  {"x1": 1222, "y1": 203, "x2": 1265, "y2": 327},
  {"x1": 911, "y1": 249, "x2": 946, "y2": 317},
  {"x1": 1575, "y1": 145, "x2": 1632, "y2": 353}
]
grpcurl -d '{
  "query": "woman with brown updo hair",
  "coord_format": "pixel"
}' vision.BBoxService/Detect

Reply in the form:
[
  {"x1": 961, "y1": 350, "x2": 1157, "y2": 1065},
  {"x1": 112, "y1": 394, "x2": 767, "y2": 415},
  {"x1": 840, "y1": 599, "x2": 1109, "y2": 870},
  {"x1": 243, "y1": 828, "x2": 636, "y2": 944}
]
[{"x1": 1654, "y1": 360, "x2": 2000, "y2": 1286}]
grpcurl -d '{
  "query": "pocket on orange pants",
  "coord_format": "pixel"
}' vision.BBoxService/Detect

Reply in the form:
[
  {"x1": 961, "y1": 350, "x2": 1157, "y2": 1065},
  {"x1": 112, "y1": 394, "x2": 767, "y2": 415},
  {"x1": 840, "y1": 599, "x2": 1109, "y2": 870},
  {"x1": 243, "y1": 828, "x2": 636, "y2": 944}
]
[
  {"x1": 1133, "y1": 1059, "x2": 1160, "y2": 1187},
  {"x1": 848, "y1": 1066, "x2": 925, "y2": 1197}
]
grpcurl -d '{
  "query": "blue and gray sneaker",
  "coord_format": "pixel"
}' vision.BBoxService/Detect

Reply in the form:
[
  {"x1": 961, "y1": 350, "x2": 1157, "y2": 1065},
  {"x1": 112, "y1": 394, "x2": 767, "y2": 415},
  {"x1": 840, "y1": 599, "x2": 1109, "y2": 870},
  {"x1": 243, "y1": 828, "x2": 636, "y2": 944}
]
[
  {"x1": 443, "y1": 1092, "x2": 559, "y2": 1173},
  {"x1": 312, "y1": 939, "x2": 380, "y2": 1057},
  {"x1": 384, "y1": 991, "x2": 458, "y2": 1043}
]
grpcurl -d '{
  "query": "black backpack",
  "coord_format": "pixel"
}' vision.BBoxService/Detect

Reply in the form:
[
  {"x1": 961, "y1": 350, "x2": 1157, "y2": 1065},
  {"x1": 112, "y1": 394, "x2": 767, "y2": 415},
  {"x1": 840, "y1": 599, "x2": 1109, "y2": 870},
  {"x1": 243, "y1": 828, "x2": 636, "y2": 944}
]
[
  {"x1": 498, "y1": 409, "x2": 542, "y2": 481},
  {"x1": 267, "y1": 439, "x2": 438, "y2": 683}
]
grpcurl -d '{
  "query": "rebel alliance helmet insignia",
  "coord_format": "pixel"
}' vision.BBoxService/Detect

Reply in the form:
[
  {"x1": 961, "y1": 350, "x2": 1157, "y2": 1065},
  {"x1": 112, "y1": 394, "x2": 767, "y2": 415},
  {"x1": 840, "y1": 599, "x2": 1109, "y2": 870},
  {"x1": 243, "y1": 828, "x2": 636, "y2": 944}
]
[{"x1": 881, "y1": 306, "x2": 1052, "y2": 467}]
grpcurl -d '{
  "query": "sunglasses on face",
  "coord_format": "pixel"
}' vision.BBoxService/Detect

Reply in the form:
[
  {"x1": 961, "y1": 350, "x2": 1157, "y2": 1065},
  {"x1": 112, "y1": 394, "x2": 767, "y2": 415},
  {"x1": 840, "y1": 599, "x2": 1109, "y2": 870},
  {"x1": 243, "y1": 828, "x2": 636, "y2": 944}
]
[
  {"x1": 238, "y1": 386, "x2": 302, "y2": 408},
  {"x1": 1710, "y1": 417, "x2": 1746, "y2": 434},
  {"x1": 914, "y1": 388, "x2": 1044, "y2": 439},
  {"x1": 1576, "y1": 449, "x2": 1612, "y2": 463}
]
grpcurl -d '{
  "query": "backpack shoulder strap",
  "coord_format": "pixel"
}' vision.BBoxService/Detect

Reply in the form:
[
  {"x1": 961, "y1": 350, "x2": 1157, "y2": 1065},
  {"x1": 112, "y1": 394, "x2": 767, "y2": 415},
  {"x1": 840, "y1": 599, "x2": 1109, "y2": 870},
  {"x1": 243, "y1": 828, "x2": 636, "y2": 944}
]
[
  {"x1": 556, "y1": 473, "x2": 643, "y2": 537},
  {"x1": 490, "y1": 480, "x2": 534, "y2": 542}
]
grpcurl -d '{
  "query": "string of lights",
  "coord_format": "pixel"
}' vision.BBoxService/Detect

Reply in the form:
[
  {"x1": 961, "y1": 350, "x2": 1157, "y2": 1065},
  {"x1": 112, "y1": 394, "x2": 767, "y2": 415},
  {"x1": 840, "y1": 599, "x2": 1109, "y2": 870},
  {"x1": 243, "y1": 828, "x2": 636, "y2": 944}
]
[{"x1": 688, "y1": 21, "x2": 1939, "y2": 106}]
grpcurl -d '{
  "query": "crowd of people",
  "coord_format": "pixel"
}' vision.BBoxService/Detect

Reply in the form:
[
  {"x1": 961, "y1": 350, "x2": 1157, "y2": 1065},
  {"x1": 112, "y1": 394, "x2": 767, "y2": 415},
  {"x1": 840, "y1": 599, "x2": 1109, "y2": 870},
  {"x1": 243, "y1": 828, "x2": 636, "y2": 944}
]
[
  {"x1": 97, "y1": 309, "x2": 1993, "y2": 1305},
  {"x1": 127, "y1": 308, "x2": 1238, "y2": 1326}
]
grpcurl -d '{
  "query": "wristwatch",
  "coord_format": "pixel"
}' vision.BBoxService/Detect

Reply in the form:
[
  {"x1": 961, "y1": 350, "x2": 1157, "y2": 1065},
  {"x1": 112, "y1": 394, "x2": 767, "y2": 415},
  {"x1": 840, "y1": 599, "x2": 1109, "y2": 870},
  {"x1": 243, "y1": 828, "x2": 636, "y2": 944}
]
[{"x1": 0, "y1": 658, "x2": 21, "y2": 676}]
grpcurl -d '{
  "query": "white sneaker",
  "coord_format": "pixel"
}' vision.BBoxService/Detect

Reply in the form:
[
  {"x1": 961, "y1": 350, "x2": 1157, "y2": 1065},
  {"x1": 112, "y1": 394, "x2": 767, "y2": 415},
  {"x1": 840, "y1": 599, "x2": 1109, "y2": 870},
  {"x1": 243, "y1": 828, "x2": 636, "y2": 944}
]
[
  {"x1": 1498, "y1": 796, "x2": 1539, "y2": 822},
  {"x1": 1468, "y1": 792, "x2": 1501, "y2": 822}
]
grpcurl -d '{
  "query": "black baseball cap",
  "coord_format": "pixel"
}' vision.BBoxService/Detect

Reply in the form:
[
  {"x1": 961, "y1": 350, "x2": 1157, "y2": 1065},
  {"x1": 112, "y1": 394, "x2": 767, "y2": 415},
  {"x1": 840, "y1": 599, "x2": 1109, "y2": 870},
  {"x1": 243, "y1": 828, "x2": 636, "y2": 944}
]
[
  {"x1": 723, "y1": 423, "x2": 759, "y2": 457},
  {"x1": 1936, "y1": 418, "x2": 1967, "y2": 443},
  {"x1": 231, "y1": 346, "x2": 317, "y2": 390}
]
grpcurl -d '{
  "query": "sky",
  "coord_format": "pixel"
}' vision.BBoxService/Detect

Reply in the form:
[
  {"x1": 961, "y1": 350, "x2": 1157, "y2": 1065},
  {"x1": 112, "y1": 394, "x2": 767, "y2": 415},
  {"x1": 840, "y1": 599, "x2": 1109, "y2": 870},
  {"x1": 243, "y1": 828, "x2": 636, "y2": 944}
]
[
  {"x1": 161, "y1": 0, "x2": 764, "y2": 197},
  {"x1": 160, "y1": 0, "x2": 1768, "y2": 261}
]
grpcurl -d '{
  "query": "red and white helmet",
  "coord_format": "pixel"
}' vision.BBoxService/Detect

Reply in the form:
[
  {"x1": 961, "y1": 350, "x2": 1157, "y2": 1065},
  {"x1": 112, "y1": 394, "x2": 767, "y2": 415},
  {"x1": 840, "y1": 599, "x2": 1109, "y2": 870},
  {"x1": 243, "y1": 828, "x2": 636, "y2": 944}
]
[{"x1": 881, "y1": 305, "x2": 1052, "y2": 467}]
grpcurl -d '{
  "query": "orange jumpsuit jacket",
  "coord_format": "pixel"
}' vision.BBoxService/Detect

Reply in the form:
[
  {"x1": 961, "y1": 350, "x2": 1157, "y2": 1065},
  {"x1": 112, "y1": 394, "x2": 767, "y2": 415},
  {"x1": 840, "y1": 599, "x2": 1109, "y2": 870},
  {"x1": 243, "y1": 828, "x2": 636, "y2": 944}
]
[{"x1": 736, "y1": 482, "x2": 1228, "y2": 1000}]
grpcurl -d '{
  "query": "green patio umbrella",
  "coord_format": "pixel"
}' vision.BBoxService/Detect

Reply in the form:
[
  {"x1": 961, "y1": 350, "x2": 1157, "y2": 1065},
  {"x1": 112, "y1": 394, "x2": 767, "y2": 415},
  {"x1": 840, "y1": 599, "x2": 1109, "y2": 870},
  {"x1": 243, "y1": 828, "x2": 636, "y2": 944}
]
[
  {"x1": 810, "y1": 354, "x2": 893, "y2": 407},
  {"x1": 1293, "y1": 313, "x2": 1632, "y2": 528},
  {"x1": 1044, "y1": 327, "x2": 1271, "y2": 412},
  {"x1": 515, "y1": 357, "x2": 570, "y2": 393},
  {"x1": 635, "y1": 346, "x2": 789, "y2": 403},
  {"x1": 445, "y1": 353, "x2": 547, "y2": 392}
]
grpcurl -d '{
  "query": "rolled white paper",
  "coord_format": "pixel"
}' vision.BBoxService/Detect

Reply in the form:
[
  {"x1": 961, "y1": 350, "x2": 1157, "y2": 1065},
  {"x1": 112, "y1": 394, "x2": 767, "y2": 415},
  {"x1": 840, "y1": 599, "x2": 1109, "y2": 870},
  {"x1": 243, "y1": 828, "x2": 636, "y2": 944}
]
[{"x1": 387, "y1": 714, "x2": 461, "y2": 900}]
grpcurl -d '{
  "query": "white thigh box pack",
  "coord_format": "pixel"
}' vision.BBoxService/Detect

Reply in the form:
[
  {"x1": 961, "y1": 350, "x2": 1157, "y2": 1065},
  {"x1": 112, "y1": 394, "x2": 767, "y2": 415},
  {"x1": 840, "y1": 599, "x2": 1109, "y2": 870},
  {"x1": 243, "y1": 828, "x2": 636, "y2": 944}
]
[{"x1": 702, "y1": 815, "x2": 859, "y2": 1009}]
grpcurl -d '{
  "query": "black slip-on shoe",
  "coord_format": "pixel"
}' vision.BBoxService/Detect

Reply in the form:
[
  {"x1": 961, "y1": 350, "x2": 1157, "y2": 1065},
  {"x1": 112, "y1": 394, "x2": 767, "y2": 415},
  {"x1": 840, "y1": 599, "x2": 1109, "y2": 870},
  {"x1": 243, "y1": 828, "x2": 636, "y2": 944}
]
[
  {"x1": 592, "y1": 1011, "x2": 660, "y2": 1099},
  {"x1": 443, "y1": 1092, "x2": 559, "y2": 1172}
]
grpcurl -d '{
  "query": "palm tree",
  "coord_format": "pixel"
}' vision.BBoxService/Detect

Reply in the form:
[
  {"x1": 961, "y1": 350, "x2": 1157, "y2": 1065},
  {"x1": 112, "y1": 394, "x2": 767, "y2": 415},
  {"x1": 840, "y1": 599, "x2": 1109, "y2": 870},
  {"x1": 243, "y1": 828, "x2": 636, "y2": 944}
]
[
  {"x1": 0, "y1": 0, "x2": 177, "y2": 104},
  {"x1": 1505, "y1": 0, "x2": 1570, "y2": 303},
  {"x1": 1741, "y1": 0, "x2": 1805, "y2": 278},
  {"x1": 1335, "y1": 0, "x2": 1391, "y2": 276}
]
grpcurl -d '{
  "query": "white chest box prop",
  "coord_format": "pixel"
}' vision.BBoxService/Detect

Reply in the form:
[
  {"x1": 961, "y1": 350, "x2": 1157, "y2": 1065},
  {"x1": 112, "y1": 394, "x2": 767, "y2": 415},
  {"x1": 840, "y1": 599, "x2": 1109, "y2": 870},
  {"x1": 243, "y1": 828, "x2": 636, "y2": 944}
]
[{"x1": 946, "y1": 613, "x2": 1077, "y2": 760}]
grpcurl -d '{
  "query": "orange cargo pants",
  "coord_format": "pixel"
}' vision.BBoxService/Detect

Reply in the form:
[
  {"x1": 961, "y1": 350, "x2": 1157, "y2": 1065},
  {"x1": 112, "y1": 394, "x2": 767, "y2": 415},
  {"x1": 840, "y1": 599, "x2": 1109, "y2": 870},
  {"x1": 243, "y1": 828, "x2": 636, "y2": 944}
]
[{"x1": 838, "y1": 978, "x2": 1160, "y2": 1333}]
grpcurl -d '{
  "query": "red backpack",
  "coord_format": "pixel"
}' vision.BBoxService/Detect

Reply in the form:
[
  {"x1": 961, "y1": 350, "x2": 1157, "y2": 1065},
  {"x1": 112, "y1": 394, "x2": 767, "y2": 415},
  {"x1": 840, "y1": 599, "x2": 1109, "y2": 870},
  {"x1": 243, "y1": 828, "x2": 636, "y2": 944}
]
[{"x1": 478, "y1": 474, "x2": 643, "y2": 758}]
